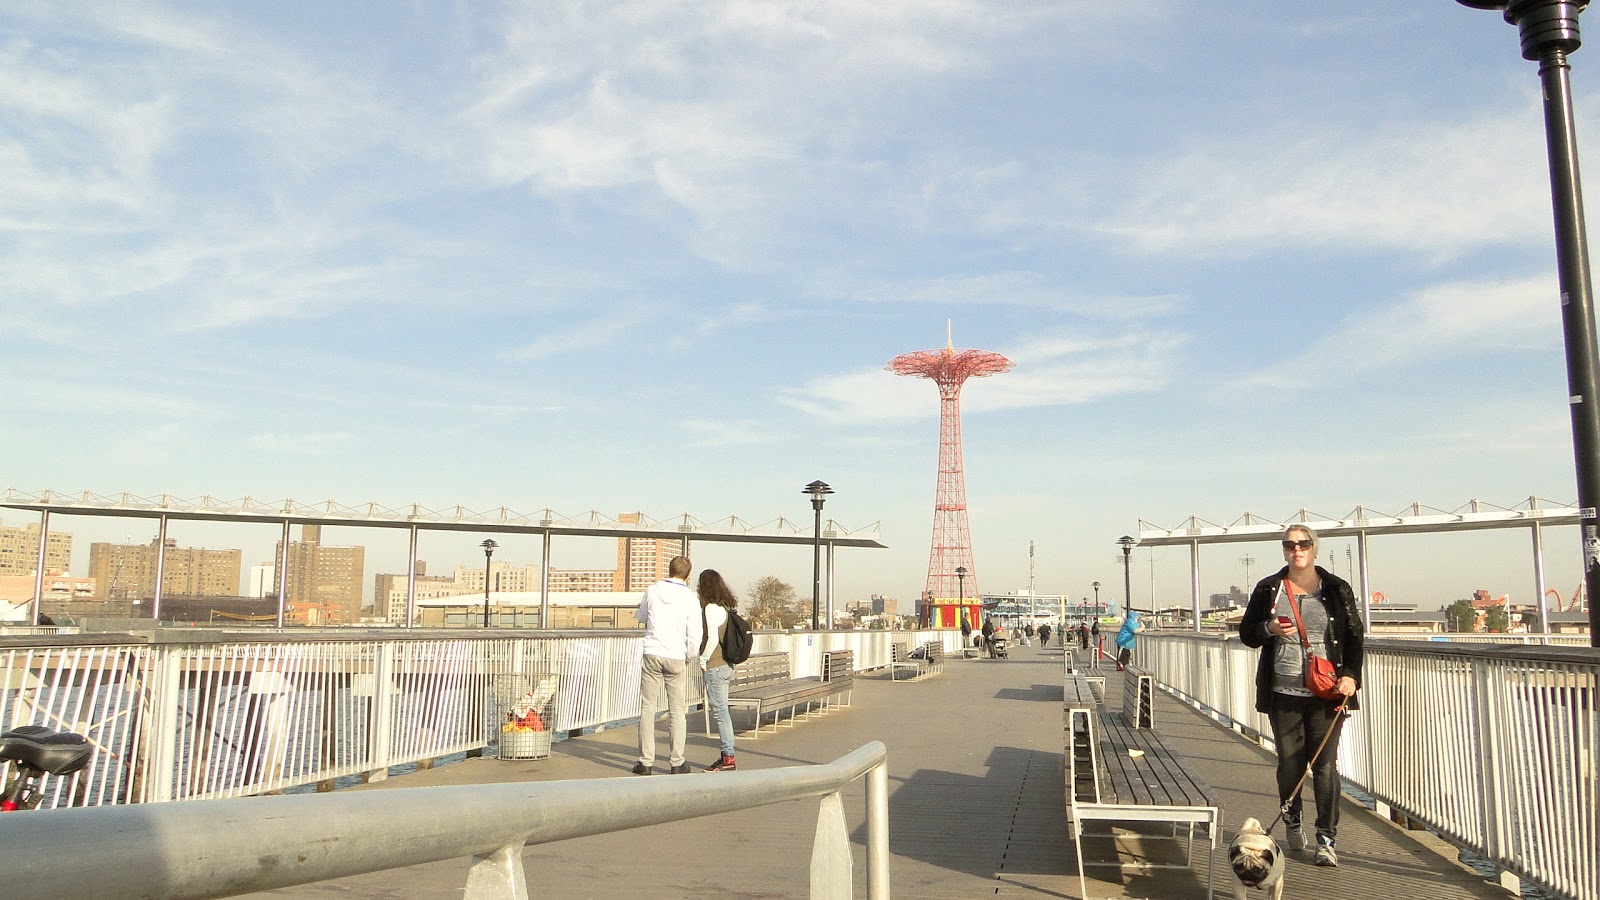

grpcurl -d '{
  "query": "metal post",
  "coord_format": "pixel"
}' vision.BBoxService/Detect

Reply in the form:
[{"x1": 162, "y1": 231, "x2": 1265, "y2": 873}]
[
  {"x1": 151, "y1": 514, "x2": 169, "y2": 623},
  {"x1": 275, "y1": 520, "x2": 290, "y2": 628},
  {"x1": 1189, "y1": 539, "x2": 1201, "y2": 632},
  {"x1": 1357, "y1": 530, "x2": 1373, "y2": 628},
  {"x1": 1459, "y1": 0, "x2": 1600, "y2": 646},
  {"x1": 540, "y1": 531, "x2": 552, "y2": 630},
  {"x1": 1532, "y1": 521, "x2": 1551, "y2": 640},
  {"x1": 29, "y1": 510, "x2": 49, "y2": 626},
  {"x1": 866, "y1": 759, "x2": 890, "y2": 899},
  {"x1": 825, "y1": 540, "x2": 835, "y2": 630},
  {"x1": 405, "y1": 525, "x2": 419, "y2": 629}
]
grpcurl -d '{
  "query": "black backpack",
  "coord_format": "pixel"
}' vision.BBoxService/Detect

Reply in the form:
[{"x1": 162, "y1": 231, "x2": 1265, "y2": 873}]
[{"x1": 701, "y1": 606, "x2": 754, "y2": 665}]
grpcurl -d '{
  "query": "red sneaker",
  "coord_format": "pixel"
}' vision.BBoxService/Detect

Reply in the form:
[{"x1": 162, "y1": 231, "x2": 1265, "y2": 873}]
[{"x1": 707, "y1": 753, "x2": 736, "y2": 772}]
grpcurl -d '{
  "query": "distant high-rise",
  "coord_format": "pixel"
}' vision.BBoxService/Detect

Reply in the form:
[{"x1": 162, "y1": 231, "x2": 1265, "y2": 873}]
[
  {"x1": 887, "y1": 325, "x2": 1014, "y2": 628},
  {"x1": 88, "y1": 539, "x2": 241, "y2": 599},
  {"x1": 275, "y1": 524, "x2": 365, "y2": 624},
  {"x1": 0, "y1": 517, "x2": 71, "y2": 577},
  {"x1": 617, "y1": 513, "x2": 680, "y2": 591}
]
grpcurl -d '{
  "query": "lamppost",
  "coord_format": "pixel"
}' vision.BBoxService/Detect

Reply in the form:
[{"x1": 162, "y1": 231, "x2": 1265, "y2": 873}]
[
  {"x1": 1091, "y1": 580, "x2": 1101, "y2": 613},
  {"x1": 480, "y1": 538, "x2": 497, "y2": 628},
  {"x1": 1459, "y1": 0, "x2": 1600, "y2": 647},
  {"x1": 1118, "y1": 536, "x2": 1136, "y2": 617},
  {"x1": 955, "y1": 565, "x2": 967, "y2": 625},
  {"x1": 803, "y1": 480, "x2": 833, "y2": 629}
]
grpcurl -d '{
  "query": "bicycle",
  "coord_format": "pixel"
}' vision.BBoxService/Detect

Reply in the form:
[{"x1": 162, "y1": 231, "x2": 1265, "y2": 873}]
[{"x1": 0, "y1": 725, "x2": 92, "y2": 811}]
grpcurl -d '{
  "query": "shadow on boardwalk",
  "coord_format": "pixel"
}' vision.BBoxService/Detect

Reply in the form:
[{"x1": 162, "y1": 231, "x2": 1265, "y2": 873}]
[{"x1": 240, "y1": 645, "x2": 1513, "y2": 899}]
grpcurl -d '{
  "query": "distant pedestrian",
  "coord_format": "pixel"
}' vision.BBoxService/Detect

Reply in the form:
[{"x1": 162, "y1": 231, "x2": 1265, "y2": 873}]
[
  {"x1": 633, "y1": 556, "x2": 702, "y2": 776},
  {"x1": 1091, "y1": 619, "x2": 1102, "y2": 661},
  {"x1": 1022, "y1": 622, "x2": 1034, "y2": 646},
  {"x1": 697, "y1": 569, "x2": 739, "y2": 773},
  {"x1": 1239, "y1": 524, "x2": 1364, "y2": 867},
  {"x1": 1037, "y1": 623, "x2": 1052, "y2": 648},
  {"x1": 961, "y1": 615, "x2": 972, "y2": 647},
  {"x1": 1115, "y1": 609, "x2": 1141, "y2": 671},
  {"x1": 1078, "y1": 623, "x2": 1090, "y2": 650},
  {"x1": 981, "y1": 617, "x2": 994, "y2": 654}
]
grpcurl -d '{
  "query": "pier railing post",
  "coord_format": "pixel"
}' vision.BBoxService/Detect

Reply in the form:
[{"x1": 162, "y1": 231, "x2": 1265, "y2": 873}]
[
  {"x1": 867, "y1": 759, "x2": 890, "y2": 900},
  {"x1": 810, "y1": 790, "x2": 852, "y2": 898}
]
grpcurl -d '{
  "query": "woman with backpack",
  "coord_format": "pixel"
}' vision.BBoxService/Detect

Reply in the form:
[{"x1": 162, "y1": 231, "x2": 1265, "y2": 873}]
[{"x1": 698, "y1": 569, "x2": 740, "y2": 772}]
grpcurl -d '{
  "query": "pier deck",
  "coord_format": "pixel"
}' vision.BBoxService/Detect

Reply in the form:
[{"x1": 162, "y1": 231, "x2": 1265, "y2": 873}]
[{"x1": 242, "y1": 645, "x2": 1514, "y2": 899}]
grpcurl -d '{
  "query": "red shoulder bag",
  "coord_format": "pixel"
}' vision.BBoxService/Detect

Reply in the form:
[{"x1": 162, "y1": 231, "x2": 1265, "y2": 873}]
[{"x1": 1284, "y1": 580, "x2": 1343, "y2": 702}]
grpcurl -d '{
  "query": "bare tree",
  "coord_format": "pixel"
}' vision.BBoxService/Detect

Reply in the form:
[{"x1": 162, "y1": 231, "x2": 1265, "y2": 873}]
[{"x1": 747, "y1": 576, "x2": 803, "y2": 629}]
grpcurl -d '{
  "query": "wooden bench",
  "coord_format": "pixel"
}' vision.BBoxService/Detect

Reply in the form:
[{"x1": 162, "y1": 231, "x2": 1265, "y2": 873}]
[
  {"x1": 1122, "y1": 663, "x2": 1155, "y2": 729},
  {"x1": 720, "y1": 651, "x2": 853, "y2": 739},
  {"x1": 1064, "y1": 670, "x2": 1220, "y2": 899}
]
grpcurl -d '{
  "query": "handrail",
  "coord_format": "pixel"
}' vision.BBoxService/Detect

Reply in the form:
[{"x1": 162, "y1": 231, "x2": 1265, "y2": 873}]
[{"x1": 0, "y1": 741, "x2": 890, "y2": 899}]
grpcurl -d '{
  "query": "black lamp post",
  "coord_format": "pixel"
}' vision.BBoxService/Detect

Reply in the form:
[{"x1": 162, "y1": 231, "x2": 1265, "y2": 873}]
[
  {"x1": 1459, "y1": 0, "x2": 1600, "y2": 646},
  {"x1": 480, "y1": 538, "x2": 497, "y2": 628},
  {"x1": 1091, "y1": 580, "x2": 1101, "y2": 612},
  {"x1": 1118, "y1": 536, "x2": 1136, "y2": 615},
  {"x1": 955, "y1": 564, "x2": 967, "y2": 609},
  {"x1": 803, "y1": 480, "x2": 833, "y2": 629}
]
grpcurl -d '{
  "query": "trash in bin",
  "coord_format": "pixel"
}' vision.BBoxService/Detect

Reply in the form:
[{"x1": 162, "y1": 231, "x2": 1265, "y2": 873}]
[{"x1": 497, "y1": 674, "x2": 558, "y2": 760}]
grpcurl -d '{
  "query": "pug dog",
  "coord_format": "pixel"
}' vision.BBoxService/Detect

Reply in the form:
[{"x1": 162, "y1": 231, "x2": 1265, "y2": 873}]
[{"x1": 1228, "y1": 817, "x2": 1285, "y2": 900}]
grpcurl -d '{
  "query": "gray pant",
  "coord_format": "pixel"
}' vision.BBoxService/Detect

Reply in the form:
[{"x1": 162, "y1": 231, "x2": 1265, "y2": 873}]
[{"x1": 638, "y1": 654, "x2": 688, "y2": 768}]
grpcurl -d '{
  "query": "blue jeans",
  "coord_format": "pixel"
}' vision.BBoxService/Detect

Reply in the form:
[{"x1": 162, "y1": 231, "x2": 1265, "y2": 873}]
[{"x1": 704, "y1": 664, "x2": 735, "y2": 755}]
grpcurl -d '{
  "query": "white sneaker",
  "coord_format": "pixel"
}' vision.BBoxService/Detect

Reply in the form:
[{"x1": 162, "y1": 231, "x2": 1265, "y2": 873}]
[
  {"x1": 1286, "y1": 821, "x2": 1306, "y2": 851},
  {"x1": 1314, "y1": 838, "x2": 1338, "y2": 867}
]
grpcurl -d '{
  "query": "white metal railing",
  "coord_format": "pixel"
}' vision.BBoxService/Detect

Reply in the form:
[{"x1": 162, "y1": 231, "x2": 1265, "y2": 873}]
[
  {"x1": 1, "y1": 628, "x2": 950, "y2": 807},
  {"x1": 1140, "y1": 633, "x2": 1599, "y2": 900},
  {"x1": 0, "y1": 740, "x2": 890, "y2": 899}
]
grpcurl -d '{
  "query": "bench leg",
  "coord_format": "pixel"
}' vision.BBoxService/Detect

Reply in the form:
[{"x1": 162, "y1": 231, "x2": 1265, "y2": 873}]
[{"x1": 1075, "y1": 827, "x2": 1090, "y2": 900}]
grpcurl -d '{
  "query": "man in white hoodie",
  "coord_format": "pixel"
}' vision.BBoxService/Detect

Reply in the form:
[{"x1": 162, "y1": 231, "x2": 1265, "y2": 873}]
[{"x1": 633, "y1": 556, "x2": 702, "y2": 775}]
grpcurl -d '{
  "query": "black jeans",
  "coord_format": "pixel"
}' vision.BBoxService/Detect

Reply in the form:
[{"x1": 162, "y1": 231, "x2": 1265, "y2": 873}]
[{"x1": 1267, "y1": 692, "x2": 1346, "y2": 841}]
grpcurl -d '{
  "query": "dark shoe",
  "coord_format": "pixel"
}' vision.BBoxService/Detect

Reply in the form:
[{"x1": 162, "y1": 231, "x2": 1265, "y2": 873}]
[
  {"x1": 707, "y1": 753, "x2": 736, "y2": 772},
  {"x1": 1313, "y1": 837, "x2": 1338, "y2": 867},
  {"x1": 669, "y1": 763, "x2": 692, "y2": 774},
  {"x1": 632, "y1": 762, "x2": 653, "y2": 775}
]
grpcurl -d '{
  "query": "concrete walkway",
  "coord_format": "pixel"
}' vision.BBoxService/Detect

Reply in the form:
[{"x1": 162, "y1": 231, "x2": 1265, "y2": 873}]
[{"x1": 243, "y1": 644, "x2": 1514, "y2": 899}]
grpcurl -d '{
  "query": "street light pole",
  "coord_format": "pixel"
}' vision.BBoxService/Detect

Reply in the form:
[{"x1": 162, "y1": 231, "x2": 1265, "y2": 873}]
[
  {"x1": 1459, "y1": 0, "x2": 1600, "y2": 646},
  {"x1": 480, "y1": 538, "x2": 497, "y2": 628},
  {"x1": 1091, "y1": 580, "x2": 1100, "y2": 613},
  {"x1": 955, "y1": 565, "x2": 967, "y2": 627},
  {"x1": 1118, "y1": 536, "x2": 1137, "y2": 616},
  {"x1": 803, "y1": 480, "x2": 833, "y2": 630}
]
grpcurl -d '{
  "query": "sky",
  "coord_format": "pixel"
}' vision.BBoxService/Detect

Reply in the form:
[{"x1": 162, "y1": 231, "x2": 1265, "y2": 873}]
[{"x1": 2, "y1": 1, "x2": 1596, "y2": 615}]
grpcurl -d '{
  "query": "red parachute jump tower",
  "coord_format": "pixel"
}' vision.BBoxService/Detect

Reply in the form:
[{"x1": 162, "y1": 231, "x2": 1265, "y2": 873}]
[{"x1": 887, "y1": 324, "x2": 1014, "y2": 630}]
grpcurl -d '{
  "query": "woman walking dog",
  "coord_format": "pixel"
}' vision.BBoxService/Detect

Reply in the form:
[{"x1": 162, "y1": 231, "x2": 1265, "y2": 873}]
[{"x1": 1239, "y1": 525, "x2": 1364, "y2": 867}]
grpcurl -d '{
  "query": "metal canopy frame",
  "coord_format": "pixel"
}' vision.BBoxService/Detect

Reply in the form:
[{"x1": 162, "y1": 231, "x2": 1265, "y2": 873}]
[
  {"x1": 1133, "y1": 497, "x2": 1579, "y2": 634},
  {"x1": 3, "y1": 488, "x2": 887, "y2": 628}
]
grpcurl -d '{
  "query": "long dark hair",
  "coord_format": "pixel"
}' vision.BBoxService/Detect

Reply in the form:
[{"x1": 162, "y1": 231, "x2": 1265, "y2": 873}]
[{"x1": 698, "y1": 569, "x2": 737, "y2": 609}]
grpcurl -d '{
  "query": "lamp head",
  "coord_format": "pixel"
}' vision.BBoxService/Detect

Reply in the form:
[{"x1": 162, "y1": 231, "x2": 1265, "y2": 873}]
[
  {"x1": 480, "y1": 538, "x2": 498, "y2": 554},
  {"x1": 1117, "y1": 535, "x2": 1137, "y2": 553}
]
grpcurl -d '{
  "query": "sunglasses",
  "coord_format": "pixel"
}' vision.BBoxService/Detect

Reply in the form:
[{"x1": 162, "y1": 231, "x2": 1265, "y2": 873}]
[{"x1": 1281, "y1": 539, "x2": 1314, "y2": 551}]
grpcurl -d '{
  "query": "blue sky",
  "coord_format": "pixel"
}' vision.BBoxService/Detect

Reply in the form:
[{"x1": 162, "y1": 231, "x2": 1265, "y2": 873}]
[{"x1": 2, "y1": 2, "x2": 1594, "y2": 613}]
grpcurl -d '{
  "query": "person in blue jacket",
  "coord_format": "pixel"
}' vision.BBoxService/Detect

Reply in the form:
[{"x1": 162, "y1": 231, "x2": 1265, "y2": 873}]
[{"x1": 1114, "y1": 609, "x2": 1141, "y2": 671}]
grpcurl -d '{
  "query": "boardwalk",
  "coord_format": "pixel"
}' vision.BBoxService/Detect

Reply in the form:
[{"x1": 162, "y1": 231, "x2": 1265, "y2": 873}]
[{"x1": 243, "y1": 645, "x2": 1512, "y2": 899}]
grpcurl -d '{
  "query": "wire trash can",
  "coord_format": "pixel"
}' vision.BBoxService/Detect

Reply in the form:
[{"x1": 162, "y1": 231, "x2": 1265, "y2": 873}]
[{"x1": 494, "y1": 673, "x2": 559, "y2": 760}]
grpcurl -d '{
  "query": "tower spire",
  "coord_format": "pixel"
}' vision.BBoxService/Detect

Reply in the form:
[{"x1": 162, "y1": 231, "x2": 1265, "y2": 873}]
[{"x1": 886, "y1": 332, "x2": 1014, "y2": 628}]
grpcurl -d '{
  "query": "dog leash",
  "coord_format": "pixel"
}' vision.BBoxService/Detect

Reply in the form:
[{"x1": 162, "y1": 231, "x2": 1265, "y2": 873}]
[{"x1": 1264, "y1": 698, "x2": 1349, "y2": 834}]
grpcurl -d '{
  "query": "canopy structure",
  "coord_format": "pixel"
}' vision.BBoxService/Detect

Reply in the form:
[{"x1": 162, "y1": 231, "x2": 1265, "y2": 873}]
[
  {"x1": 2, "y1": 488, "x2": 887, "y2": 627},
  {"x1": 1133, "y1": 497, "x2": 1580, "y2": 631}
]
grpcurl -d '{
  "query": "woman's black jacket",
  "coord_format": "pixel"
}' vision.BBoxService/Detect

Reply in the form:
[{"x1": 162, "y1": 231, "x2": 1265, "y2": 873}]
[{"x1": 1238, "y1": 565, "x2": 1365, "y2": 712}]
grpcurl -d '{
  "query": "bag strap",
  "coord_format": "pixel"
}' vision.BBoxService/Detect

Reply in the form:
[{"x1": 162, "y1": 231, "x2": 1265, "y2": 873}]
[{"x1": 1283, "y1": 580, "x2": 1313, "y2": 651}]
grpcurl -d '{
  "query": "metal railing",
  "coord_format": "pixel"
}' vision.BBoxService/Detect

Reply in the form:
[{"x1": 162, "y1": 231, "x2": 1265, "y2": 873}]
[
  {"x1": 1, "y1": 628, "x2": 953, "y2": 806},
  {"x1": 0, "y1": 740, "x2": 890, "y2": 899},
  {"x1": 1140, "y1": 633, "x2": 1599, "y2": 900}
]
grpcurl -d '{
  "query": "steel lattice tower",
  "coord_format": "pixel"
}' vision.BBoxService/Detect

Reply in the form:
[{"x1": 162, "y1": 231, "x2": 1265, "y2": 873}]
[{"x1": 887, "y1": 328, "x2": 1014, "y2": 626}]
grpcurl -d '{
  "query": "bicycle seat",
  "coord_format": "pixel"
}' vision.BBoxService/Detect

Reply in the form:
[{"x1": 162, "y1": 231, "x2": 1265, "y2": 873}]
[{"x1": 0, "y1": 725, "x2": 93, "y2": 775}]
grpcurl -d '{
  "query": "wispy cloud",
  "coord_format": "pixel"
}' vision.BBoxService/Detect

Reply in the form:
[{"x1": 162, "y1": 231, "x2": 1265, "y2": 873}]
[
  {"x1": 1233, "y1": 274, "x2": 1560, "y2": 390},
  {"x1": 244, "y1": 431, "x2": 357, "y2": 455},
  {"x1": 1096, "y1": 104, "x2": 1554, "y2": 258},
  {"x1": 502, "y1": 306, "x2": 656, "y2": 361},
  {"x1": 677, "y1": 418, "x2": 782, "y2": 448}
]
